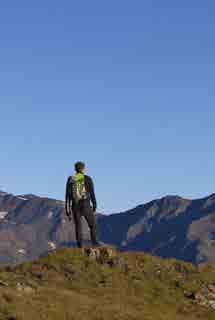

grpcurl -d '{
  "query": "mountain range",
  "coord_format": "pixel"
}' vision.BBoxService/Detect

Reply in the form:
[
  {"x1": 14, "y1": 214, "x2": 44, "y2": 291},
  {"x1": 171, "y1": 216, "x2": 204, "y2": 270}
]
[{"x1": 0, "y1": 190, "x2": 215, "y2": 265}]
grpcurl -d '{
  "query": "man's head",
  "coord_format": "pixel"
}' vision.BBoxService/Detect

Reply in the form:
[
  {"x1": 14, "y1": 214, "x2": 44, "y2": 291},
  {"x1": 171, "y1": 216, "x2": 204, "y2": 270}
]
[{"x1": 74, "y1": 161, "x2": 85, "y2": 174}]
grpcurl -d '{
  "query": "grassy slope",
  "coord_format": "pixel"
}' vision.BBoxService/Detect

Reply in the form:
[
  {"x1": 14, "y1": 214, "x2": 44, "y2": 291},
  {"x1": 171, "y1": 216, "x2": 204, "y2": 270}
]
[{"x1": 0, "y1": 248, "x2": 214, "y2": 320}]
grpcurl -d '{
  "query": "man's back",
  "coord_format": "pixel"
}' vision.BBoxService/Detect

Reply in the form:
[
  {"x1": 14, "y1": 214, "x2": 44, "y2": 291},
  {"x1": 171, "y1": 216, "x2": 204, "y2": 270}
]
[
  {"x1": 65, "y1": 161, "x2": 99, "y2": 248},
  {"x1": 65, "y1": 174, "x2": 97, "y2": 212}
]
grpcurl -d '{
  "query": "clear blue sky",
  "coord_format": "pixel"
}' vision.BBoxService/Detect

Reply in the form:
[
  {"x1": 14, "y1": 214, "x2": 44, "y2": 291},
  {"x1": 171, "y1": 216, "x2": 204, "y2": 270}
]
[{"x1": 0, "y1": 1, "x2": 215, "y2": 212}]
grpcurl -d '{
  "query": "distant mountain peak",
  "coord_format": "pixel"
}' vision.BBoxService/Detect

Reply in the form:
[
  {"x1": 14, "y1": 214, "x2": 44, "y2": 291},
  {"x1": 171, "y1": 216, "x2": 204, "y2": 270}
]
[
  {"x1": 0, "y1": 190, "x2": 8, "y2": 196},
  {"x1": 21, "y1": 194, "x2": 39, "y2": 200},
  {"x1": 206, "y1": 193, "x2": 215, "y2": 199},
  {"x1": 160, "y1": 195, "x2": 189, "y2": 202}
]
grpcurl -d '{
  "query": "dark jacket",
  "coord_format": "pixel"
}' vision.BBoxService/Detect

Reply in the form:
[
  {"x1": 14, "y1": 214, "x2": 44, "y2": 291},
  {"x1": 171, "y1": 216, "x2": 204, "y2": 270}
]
[{"x1": 65, "y1": 175, "x2": 97, "y2": 215}]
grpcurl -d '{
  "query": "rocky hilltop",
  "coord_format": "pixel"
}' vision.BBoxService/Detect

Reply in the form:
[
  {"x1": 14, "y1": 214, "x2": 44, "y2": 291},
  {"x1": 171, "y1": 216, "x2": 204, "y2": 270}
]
[{"x1": 0, "y1": 248, "x2": 214, "y2": 320}]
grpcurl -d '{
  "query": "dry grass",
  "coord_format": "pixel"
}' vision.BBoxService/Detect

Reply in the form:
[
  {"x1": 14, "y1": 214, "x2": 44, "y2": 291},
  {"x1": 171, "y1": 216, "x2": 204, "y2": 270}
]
[{"x1": 0, "y1": 248, "x2": 214, "y2": 320}]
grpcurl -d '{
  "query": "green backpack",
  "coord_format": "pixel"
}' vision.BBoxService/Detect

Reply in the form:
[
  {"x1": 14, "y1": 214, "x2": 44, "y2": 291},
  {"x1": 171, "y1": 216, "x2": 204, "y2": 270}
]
[{"x1": 71, "y1": 173, "x2": 87, "y2": 204}]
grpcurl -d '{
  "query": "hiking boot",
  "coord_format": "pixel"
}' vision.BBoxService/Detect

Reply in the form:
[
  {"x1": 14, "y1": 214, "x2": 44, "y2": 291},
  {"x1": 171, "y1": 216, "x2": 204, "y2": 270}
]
[
  {"x1": 77, "y1": 242, "x2": 83, "y2": 249},
  {"x1": 92, "y1": 241, "x2": 105, "y2": 248}
]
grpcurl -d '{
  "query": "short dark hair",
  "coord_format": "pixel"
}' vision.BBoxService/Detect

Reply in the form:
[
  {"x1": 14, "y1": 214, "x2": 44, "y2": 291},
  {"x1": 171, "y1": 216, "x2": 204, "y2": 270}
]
[{"x1": 75, "y1": 161, "x2": 85, "y2": 173}]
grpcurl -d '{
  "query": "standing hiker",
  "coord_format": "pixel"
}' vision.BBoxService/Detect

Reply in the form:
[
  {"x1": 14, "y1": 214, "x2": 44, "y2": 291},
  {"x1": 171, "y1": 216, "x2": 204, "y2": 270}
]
[{"x1": 65, "y1": 161, "x2": 100, "y2": 248}]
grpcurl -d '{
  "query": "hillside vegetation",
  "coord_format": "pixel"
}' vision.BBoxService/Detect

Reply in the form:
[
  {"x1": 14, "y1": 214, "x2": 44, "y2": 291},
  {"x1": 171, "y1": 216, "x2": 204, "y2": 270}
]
[{"x1": 0, "y1": 248, "x2": 215, "y2": 320}]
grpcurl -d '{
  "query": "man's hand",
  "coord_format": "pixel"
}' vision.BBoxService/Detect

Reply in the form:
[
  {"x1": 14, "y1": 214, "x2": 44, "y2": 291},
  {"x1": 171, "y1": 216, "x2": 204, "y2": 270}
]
[
  {"x1": 67, "y1": 214, "x2": 72, "y2": 221},
  {"x1": 66, "y1": 212, "x2": 72, "y2": 221},
  {"x1": 65, "y1": 206, "x2": 72, "y2": 221}
]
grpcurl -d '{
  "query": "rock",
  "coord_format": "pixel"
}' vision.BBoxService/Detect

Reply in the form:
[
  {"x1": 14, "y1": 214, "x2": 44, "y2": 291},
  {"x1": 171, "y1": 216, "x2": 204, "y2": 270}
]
[
  {"x1": 0, "y1": 279, "x2": 9, "y2": 286},
  {"x1": 83, "y1": 247, "x2": 99, "y2": 261},
  {"x1": 16, "y1": 283, "x2": 35, "y2": 294},
  {"x1": 82, "y1": 246, "x2": 131, "y2": 273},
  {"x1": 83, "y1": 246, "x2": 117, "y2": 263},
  {"x1": 208, "y1": 284, "x2": 215, "y2": 294},
  {"x1": 184, "y1": 291, "x2": 196, "y2": 299},
  {"x1": 98, "y1": 246, "x2": 117, "y2": 263},
  {"x1": 208, "y1": 300, "x2": 215, "y2": 309},
  {"x1": 187, "y1": 285, "x2": 215, "y2": 310}
]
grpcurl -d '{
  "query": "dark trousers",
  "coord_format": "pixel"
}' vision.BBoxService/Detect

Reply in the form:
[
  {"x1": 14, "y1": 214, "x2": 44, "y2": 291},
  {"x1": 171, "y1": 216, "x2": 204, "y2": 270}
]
[{"x1": 72, "y1": 200, "x2": 97, "y2": 248}]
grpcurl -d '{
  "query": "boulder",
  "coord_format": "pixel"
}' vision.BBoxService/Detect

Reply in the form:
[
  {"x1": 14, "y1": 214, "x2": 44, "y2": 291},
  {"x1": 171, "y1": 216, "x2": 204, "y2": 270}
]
[{"x1": 82, "y1": 246, "x2": 117, "y2": 263}]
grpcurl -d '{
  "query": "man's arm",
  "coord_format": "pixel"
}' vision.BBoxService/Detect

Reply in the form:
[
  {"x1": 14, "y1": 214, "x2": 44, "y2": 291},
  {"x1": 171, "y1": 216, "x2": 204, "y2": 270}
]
[
  {"x1": 65, "y1": 176, "x2": 72, "y2": 218},
  {"x1": 88, "y1": 177, "x2": 97, "y2": 212}
]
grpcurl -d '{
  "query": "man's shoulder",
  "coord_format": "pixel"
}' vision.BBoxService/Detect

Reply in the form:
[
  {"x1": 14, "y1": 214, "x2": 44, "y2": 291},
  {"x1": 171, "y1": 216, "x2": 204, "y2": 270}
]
[
  {"x1": 84, "y1": 174, "x2": 92, "y2": 180},
  {"x1": 67, "y1": 175, "x2": 73, "y2": 183},
  {"x1": 84, "y1": 175, "x2": 93, "y2": 183},
  {"x1": 67, "y1": 175, "x2": 92, "y2": 182}
]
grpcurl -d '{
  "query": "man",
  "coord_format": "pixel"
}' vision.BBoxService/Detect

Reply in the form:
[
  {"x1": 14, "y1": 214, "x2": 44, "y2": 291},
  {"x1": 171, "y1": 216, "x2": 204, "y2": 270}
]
[{"x1": 65, "y1": 161, "x2": 100, "y2": 248}]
